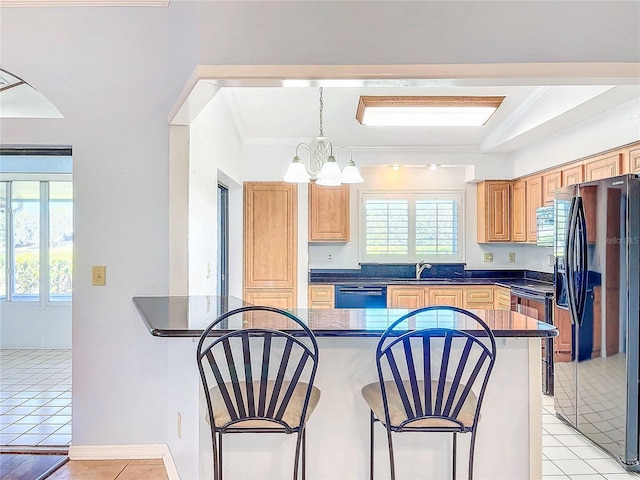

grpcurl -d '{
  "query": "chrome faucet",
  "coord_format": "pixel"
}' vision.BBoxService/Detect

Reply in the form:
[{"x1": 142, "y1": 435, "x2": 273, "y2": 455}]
[{"x1": 415, "y1": 261, "x2": 432, "y2": 279}]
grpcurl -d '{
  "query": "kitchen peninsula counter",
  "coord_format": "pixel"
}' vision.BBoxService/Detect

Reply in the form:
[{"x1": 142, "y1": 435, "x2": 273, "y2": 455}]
[
  {"x1": 133, "y1": 296, "x2": 551, "y2": 480},
  {"x1": 133, "y1": 295, "x2": 557, "y2": 338}
]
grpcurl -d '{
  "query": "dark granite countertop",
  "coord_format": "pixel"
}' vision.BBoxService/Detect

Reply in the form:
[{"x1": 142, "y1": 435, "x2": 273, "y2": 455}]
[
  {"x1": 133, "y1": 295, "x2": 558, "y2": 339},
  {"x1": 309, "y1": 267, "x2": 554, "y2": 296}
]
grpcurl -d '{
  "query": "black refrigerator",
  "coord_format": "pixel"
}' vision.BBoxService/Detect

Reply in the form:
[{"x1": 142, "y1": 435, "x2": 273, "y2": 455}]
[{"x1": 554, "y1": 174, "x2": 640, "y2": 471}]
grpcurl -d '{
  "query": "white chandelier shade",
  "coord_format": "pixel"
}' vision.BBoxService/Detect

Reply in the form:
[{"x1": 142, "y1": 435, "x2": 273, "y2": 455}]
[{"x1": 283, "y1": 87, "x2": 364, "y2": 185}]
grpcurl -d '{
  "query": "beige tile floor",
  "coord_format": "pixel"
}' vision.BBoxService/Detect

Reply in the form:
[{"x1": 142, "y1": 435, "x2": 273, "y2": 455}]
[{"x1": 46, "y1": 458, "x2": 168, "y2": 480}]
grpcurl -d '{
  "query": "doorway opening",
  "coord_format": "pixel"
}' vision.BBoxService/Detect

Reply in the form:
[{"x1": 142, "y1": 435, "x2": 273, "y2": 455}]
[
  {"x1": 217, "y1": 183, "x2": 229, "y2": 298},
  {"x1": 0, "y1": 146, "x2": 73, "y2": 451}
]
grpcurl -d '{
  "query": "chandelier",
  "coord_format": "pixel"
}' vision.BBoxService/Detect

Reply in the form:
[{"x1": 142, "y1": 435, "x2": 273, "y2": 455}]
[{"x1": 284, "y1": 87, "x2": 364, "y2": 186}]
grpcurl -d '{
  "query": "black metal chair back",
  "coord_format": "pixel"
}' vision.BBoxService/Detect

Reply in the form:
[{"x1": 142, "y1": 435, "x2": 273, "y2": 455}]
[
  {"x1": 365, "y1": 305, "x2": 497, "y2": 479},
  {"x1": 197, "y1": 305, "x2": 320, "y2": 480}
]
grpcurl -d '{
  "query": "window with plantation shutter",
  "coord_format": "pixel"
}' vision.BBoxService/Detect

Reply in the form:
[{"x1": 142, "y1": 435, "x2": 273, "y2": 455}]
[{"x1": 361, "y1": 191, "x2": 464, "y2": 263}]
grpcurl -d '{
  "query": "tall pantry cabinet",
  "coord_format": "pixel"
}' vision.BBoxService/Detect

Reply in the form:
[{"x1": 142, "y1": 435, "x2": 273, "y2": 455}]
[{"x1": 243, "y1": 182, "x2": 297, "y2": 308}]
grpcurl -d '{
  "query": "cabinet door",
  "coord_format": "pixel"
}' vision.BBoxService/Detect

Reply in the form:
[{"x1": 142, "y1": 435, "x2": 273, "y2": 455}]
[
  {"x1": 477, "y1": 181, "x2": 510, "y2": 243},
  {"x1": 510, "y1": 180, "x2": 526, "y2": 242},
  {"x1": 525, "y1": 176, "x2": 542, "y2": 243},
  {"x1": 542, "y1": 170, "x2": 562, "y2": 204},
  {"x1": 308, "y1": 285, "x2": 334, "y2": 309},
  {"x1": 463, "y1": 286, "x2": 494, "y2": 309},
  {"x1": 244, "y1": 182, "x2": 297, "y2": 306},
  {"x1": 427, "y1": 287, "x2": 463, "y2": 307},
  {"x1": 584, "y1": 153, "x2": 622, "y2": 181},
  {"x1": 562, "y1": 164, "x2": 584, "y2": 187},
  {"x1": 388, "y1": 286, "x2": 426, "y2": 309},
  {"x1": 309, "y1": 182, "x2": 350, "y2": 242},
  {"x1": 629, "y1": 148, "x2": 640, "y2": 174},
  {"x1": 554, "y1": 305, "x2": 572, "y2": 362},
  {"x1": 244, "y1": 289, "x2": 295, "y2": 310},
  {"x1": 494, "y1": 287, "x2": 511, "y2": 309},
  {"x1": 561, "y1": 164, "x2": 584, "y2": 186}
]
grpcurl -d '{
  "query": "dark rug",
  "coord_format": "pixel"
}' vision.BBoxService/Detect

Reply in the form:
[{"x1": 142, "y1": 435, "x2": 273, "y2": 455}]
[{"x1": 0, "y1": 453, "x2": 68, "y2": 480}]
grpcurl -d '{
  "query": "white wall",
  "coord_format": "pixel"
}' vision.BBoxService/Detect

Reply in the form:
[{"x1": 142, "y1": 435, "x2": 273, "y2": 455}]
[
  {"x1": 0, "y1": 4, "x2": 199, "y2": 445},
  {"x1": 0, "y1": 305, "x2": 72, "y2": 348},
  {"x1": 1, "y1": 0, "x2": 638, "y2": 461},
  {"x1": 188, "y1": 93, "x2": 244, "y2": 296}
]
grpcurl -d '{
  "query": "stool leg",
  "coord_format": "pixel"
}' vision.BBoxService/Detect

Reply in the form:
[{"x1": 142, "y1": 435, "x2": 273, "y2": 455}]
[
  {"x1": 468, "y1": 430, "x2": 477, "y2": 480},
  {"x1": 369, "y1": 411, "x2": 375, "y2": 480},
  {"x1": 302, "y1": 427, "x2": 307, "y2": 480},
  {"x1": 385, "y1": 426, "x2": 395, "y2": 480},
  {"x1": 218, "y1": 433, "x2": 223, "y2": 480},
  {"x1": 293, "y1": 427, "x2": 304, "y2": 480},
  {"x1": 452, "y1": 432, "x2": 457, "y2": 480}
]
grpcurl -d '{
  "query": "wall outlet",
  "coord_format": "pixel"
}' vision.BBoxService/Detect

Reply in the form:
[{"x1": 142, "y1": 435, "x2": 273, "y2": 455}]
[
  {"x1": 483, "y1": 253, "x2": 494, "y2": 262},
  {"x1": 92, "y1": 266, "x2": 106, "y2": 286},
  {"x1": 508, "y1": 252, "x2": 516, "y2": 263},
  {"x1": 327, "y1": 252, "x2": 333, "y2": 262},
  {"x1": 548, "y1": 254, "x2": 555, "y2": 266}
]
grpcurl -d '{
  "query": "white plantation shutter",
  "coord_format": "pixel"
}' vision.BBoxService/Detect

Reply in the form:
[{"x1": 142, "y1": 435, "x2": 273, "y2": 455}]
[{"x1": 361, "y1": 191, "x2": 464, "y2": 263}]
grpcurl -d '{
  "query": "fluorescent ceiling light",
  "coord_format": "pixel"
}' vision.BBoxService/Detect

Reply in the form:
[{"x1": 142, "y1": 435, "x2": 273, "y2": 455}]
[{"x1": 356, "y1": 96, "x2": 505, "y2": 126}]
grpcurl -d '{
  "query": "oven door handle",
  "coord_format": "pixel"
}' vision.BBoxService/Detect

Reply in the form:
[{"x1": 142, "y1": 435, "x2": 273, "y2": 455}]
[{"x1": 510, "y1": 291, "x2": 548, "y2": 303}]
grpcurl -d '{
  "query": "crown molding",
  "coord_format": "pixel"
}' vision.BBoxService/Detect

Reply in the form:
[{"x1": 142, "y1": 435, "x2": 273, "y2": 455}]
[{"x1": 0, "y1": 0, "x2": 168, "y2": 6}]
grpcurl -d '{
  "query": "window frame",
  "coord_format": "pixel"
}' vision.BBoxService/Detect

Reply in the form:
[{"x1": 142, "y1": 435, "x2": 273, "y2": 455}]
[
  {"x1": 0, "y1": 173, "x2": 72, "y2": 306},
  {"x1": 359, "y1": 189, "x2": 465, "y2": 264}
]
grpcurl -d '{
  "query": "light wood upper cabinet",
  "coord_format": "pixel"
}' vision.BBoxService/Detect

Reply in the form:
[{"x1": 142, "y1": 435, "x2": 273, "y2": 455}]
[
  {"x1": 387, "y1": 286, "x2": 426, "y2": 309},
  {"x1": 427, "y1": 287, "x2": 463, "y2": 308},
  {"x1": 525, "y1": 175, "x2": 542, "y2": 243},
  {"x1": 309, "y1": 182, "x2": 350, "y2": 242},
  {"x1": 510, "y1": 179, "x2": 526, "y2": 242},
  {"x1": 561, "y1": 164, "x2": 584, "y2": 186},
  {"x1": 584, "y1": 152, "x2": 622, "y2": 181},
  {"x1": 244, "y1": 182, "x2": 297, "y2": 308},
  {"x1": 477, "y1": 181, "x2": 511, "y2": 243},
  {"x1": 542, "y1": 170, "x2": 562, "y2": 204},
  {"x1": 629, "y1": 148, "x2": 640, "y2": 174}
]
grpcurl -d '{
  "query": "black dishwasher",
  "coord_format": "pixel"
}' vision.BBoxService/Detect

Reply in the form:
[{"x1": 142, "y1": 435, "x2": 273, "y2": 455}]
[{"x1": 334, "y1": 285, "x2": 387, "y2": 309}]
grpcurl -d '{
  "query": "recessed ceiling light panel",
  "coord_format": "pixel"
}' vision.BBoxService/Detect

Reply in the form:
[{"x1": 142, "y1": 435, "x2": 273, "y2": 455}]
[{"x1": 356, "y1": 96, "x2": 505, "y2": 126}]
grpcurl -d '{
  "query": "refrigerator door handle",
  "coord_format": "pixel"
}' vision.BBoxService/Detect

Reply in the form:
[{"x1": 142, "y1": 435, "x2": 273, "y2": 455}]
[
  {"x1": 574, "y1": 198, "x2": 589, "y2": 325},
  {"x1": 565, "y1": 197, "x2": 579, "y2": 325}
]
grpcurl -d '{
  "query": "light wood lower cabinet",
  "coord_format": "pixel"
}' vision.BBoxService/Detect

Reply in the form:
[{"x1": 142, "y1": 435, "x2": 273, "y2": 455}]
[
  {"x1": 494, "y1": 286, "x2": 511, "y2": 309},
  {"x1": 388, "y1": 285, "x2": 503, "y2": 309},
  {"x1": 308, "y1": 285, "x2": 335, "y2": 309},
  {"x1": 387, "y1": 286, "x2": 426, "y2": 309},
  {"x1": 463, "y1": 286, "x2": 495, "y2": 310},
  {"x1": 244, "y1": 289, "x2": 295, "y2": 309},
  {"x1": 427, "y1": 287, "x2": 463, "y2": 308}
]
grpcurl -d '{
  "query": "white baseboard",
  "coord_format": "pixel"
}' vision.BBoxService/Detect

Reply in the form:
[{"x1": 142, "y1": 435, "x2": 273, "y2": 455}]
[{"x1": 68, "y1": 444, "x2": 179, "y2": 479}]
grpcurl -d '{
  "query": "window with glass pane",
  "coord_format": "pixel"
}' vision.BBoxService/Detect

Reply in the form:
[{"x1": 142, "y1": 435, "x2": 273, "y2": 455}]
[
  {"x1": 49, "y1": 182, "x2": 73, "y2": 301},
  {"x1": 364, "y1": 199, "x2": 409, "y2": 256},
  {"x1": 361, "y1": 191, "x2": 464, "y2": 263},
  {"x1": 0, "y1": 183, "x2": 6, "y2": 299},
  {"x1": 12, "y1": 181, "x2": 40, "y2": 300}
]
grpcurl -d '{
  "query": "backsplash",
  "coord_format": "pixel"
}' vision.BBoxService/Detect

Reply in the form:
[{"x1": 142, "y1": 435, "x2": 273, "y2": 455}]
[{"x1": 309, "y1": 264, "x2": 553, "y2": 283}]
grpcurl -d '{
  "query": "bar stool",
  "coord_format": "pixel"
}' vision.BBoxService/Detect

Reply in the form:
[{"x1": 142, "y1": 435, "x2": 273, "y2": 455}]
[
  {"x1": 197, "y1": 305, "x2": 321, "y2": 480},
  {"x1": 361, "y1": 306, "x2": 497, "y2": 479}
]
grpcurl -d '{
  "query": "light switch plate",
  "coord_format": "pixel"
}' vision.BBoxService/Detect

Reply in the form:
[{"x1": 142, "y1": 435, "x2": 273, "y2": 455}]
[
  {"x1": 483, "y1": 253, "x2": 494, "y2": 262},
  {"x1": 92, "y1": 266, "x2": 106, "y2": 286},
  {"x1": 509, "y1": 252, "x2": 516, "y2": 263}
]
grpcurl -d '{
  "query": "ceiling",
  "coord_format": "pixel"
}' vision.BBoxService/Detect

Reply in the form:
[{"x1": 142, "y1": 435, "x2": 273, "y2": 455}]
[{"x1": 220, "y1": 83, "x2": 640, "y2": 155}]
